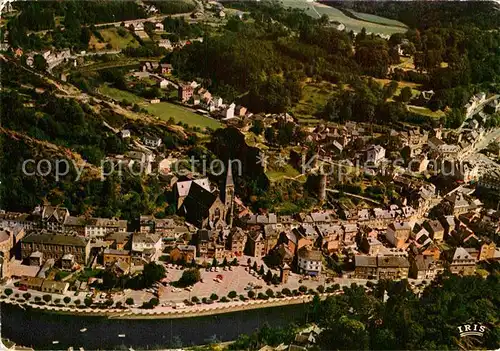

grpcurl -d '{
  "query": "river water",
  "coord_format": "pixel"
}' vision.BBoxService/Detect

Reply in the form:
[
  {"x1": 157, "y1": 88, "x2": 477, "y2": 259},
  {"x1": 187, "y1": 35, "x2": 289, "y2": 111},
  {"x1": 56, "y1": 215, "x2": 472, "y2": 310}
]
[{"x1": 1, "y1": 303, "x2": 309, "y2": 350}]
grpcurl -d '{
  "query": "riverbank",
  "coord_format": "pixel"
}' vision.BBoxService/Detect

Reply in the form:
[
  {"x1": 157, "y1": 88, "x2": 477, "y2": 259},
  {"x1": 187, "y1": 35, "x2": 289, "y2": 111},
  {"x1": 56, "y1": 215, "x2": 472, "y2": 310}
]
[{"x1": 0, "y1": 292, "x2": 328, "y2": 320}]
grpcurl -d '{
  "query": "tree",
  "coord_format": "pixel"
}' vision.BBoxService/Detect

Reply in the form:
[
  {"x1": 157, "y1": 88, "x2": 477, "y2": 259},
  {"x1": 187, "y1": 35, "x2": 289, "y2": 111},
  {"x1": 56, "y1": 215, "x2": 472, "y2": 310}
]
[
  {"x1": 247, "y1": 258, "x2": 252, "y2": 266},
  {"x1": 222, "y1": 257, "x2": 228, "y2": 267},
  {"x1": 248, "y1": 290, "x2": 255, "y2": 299},
  {"x1": 299, "y1": 285, "x2": 307, "y2": 293},
  {"x1": 317, "y1": 285, "x2": 325, "y2": 293},
  {"x1": 4, "y1": 288, "x2": 13, "y2": 296},
  {"x1": 265, "y1": 270, "x2": 273, "y2": 282},
  {"x1": 231, "y1": 258, "x2": 238, "y2": 266},
  {"x1": 210, "y1": 293, "x2": 218, "y2": 301},
  {"x1": 266, "y1": 289, "x2": 275, "y2": 298},
  {"x1": 63, "y1": 296, "x2": 71, "y2": 304},
  {"x1": 400, "y1": 86, "x2": 413, "y2": 103},
  {"x1": 142, "y1": 262, "x2": 166, "y2": 287},
  {"x1": 22, "y1": 292, "x2": 31, "y2": 300},
  {"x1": 191, "y1": 296, "x2": 199, "y2": 303},
  {"x1": 318, "y1": 311, "x2": 370, "y2": 350},
  {"x1": 259, "y1": 265, "x2": 265, "y2": 275},
  {"x1": 252, "y1": 262, "x2": 258, "y2": 271},
  {"x1": 178, "y1": 268, "x2": 201, "y2": 286},
  {"x1": 282, "y1": 288, "x2": 291, "y2": 296},
  {"x1": 84, "y1": 297, "x2": 93, "y2": 306},
  {"x1": 43, "y1": 294, "x2": 52, "y2": 302},
  {"x1": 149, "y1": 297, "x2": 159, "y2": 307},
  {"x1": 211, "y1": 258, "x2": 218, "y2": 267},
  {"x1": 228, "y1": 291, "x2": 237, "y2": 299},
  {"x1": 250, "y1": 120, "x2": 265, "y2": 135},
  {"x1": 383, "y1": 81, "x2": 399, "y2": 100},
  {"x1": 126, "y1": 298, "x2": 134, "y2": 305},
  {"x1": 33, "y1": 54, "x2": 48, "y2": 71}
]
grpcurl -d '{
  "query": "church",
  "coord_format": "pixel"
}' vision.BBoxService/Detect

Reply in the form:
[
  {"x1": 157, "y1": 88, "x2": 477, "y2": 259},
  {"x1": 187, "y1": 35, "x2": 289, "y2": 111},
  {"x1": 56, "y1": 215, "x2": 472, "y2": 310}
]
[{"x1": 174, "y1": 161, "x2": 235, "y2": 229}]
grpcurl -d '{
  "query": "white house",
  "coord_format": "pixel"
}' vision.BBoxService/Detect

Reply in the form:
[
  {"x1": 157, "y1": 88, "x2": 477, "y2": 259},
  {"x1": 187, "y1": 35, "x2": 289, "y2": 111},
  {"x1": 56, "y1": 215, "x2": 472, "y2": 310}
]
[
  {"x1": 120, "y1": 129, "x2": 131, "y2": 138},
  {"x1": 143, "y1": 135, "x2": 162, "y2": 148},
  {"x1": 366, "y1": 145, "x2": 386, "y2": 165},
  {"x1": 155, "y1": 22, "x2": 164, "y2": 31},
  {"x1": 223, "y1": 103, "x2": 236, "y2": 119},
  {"x1": 159, "y1": 79, "x2": 169, "y2": 89},
  {"x1": 297, "y1": 246, "x2": 322, "y2": 276},
  {"x1": 213, "y1": 96, "x2": 223, "y2": 108},
  {"x1": 131, "y1": 233, "x2": 162, "y2": 261},
  {"x1": 84, "y1": 218, "x2": 127, "y2": 239}
]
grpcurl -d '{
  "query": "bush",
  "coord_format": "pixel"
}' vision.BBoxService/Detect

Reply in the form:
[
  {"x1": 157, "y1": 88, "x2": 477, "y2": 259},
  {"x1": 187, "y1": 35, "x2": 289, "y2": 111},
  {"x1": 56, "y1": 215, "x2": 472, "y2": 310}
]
[
  {"x1": 42, "y1": 294, "x2": 52, "y2": 302},
  {"x1": 34, "y1": 296, "x2": 42, "y2": 302},
  {"x1": 239, "y1": 295, "x2": 245, "y2": 301},
  {"x1": 74, "y1": 299, "x2": 81, "y2": 305},
  {"x1": 14, "y1": 293, "x2": 19, "y2": 298},
  {"x1": 63, "y1": 296, "x2": 71, "y2": 304},
  {"x1": 22, "y1": 292, "x2": 31, "y2": 300},
  {"x1": 220, "y1": 296, "x2": 229, "y2": 303},
  {"x1": 178, "y1": 268, "x2": 201, "y2": 286},
  {"x1": 210, "y1": 293, "x2": 218, "y2": 301},
  {"x1": 126, "y1": 298, "x2": 134, "y2": 305},
  {"x1": 191, "y1": 296, "x2": 199, "y2": 303},
  {"x1": 265, "y1": 289, "x2": 274, "y2": 298},
  {"x1": 202, "y1": 297, "x2": 208, "y2": 304},
  {"x1": 4, "y1": 288, "x2": 13, "y2": 296},
  {"x1": 282, "y1": 288, "x2": 291, "y2": 296},
  {"x1": 228, "y1": 291, "x2": 237, "y2": 299},
  {"x1": 317, "y1": 285, "x2": 325, "y2": 293},
  {"x1": 299, "y1": 285, "x2": 307, "y2": 293},
  {"x1": 116, "y1": 301, "x2": 123, "y2": 308},
  {"x1": 257, "y1": 292, "x2": 268, "y2": 300},
  {"x1": 54, "y1": 298, "x2": 61, "y2": 304}
]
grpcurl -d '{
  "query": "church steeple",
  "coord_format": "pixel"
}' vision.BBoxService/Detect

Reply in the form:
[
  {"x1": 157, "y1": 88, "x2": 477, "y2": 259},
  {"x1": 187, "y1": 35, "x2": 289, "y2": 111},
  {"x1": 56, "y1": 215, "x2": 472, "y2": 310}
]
[{"x1": 224, "y1": 160, "x2": 235, "y2": 227}]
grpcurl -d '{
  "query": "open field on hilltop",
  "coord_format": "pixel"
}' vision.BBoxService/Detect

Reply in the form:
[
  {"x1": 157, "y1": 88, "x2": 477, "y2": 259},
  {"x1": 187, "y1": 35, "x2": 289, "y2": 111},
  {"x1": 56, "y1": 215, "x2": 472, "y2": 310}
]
[
  {"x1": 100, "y1": 28, "x2": 140, "y2": 50},
  {"x1": 371, "y1": 78, "x2": 423, "y2": 98},
  {"x1": 98, "y1": 85, "x2": 221, "y2": 129},
  {"x1": 345, "y1": 9, "x2": 407, "y2": 28},
  {"x1": 145, "y1": 102, "x2": 222, "y2": 130},
  {"x1": 408, "y1": 105, "x2": 446, "y2": 118},
  {"x1": 99, "y1": 84, "x2": 145, "y2": 104},
  {"x1": 280, "y1": 0, "x2": 407, "y2": 35},
  {"x1": 291, "y1": 80, "x2": 334, "y2": 121},
  {"x1": 89, "y1": 28, "x2": 140, "y2": 51}
]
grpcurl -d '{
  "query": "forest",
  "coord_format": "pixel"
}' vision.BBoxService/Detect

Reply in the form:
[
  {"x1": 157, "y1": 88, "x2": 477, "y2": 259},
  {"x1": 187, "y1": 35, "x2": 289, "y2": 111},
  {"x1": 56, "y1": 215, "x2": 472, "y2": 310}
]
[{"x1": 231, "y1": 271, "x2": 500, "y2": 350}]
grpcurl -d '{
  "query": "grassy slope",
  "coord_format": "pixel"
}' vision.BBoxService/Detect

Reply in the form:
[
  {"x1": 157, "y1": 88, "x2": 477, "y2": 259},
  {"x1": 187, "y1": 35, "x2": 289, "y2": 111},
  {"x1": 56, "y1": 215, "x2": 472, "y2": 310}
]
[
  {"x1": 145, "y1": 103, "x2": 222, "y2": 130},
  {"x1": 280, "y1": 0, "x2": 407, "y2": 35},
  {"x1": 98, "y1": 85, "x2": 222, "y2": 129},
  {"x1": 346, "y1": 9, "x2": 408, "y2": 28},
  {"x1": 291, "y1": 81, "x2": 334, "y2": 121}
]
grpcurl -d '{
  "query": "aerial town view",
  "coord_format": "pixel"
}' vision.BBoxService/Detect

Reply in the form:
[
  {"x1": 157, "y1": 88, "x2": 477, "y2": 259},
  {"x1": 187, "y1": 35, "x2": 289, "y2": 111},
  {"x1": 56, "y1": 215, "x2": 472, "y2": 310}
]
[{"x1": 0, "y1": 0, "x2": 499, "y2": 350}]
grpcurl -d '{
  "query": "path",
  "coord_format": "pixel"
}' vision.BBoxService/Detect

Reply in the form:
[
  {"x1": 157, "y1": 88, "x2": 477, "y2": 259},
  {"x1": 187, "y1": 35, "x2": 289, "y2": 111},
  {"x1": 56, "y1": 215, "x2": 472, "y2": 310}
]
[{"x1": 325, "y1": 188, "x2": 382, "y2": 205}]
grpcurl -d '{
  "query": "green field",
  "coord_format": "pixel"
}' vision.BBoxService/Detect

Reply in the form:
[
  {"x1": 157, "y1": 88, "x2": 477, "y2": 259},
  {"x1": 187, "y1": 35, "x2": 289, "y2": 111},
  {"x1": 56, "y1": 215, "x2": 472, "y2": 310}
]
[
  {"x1": 98, "y1": 85, "x2": 221, "y2": 129},
  {"x1": 408, "y1": 105, "x2": 445, "y2": 118},
  {"x1": 346, "y1": 10, "x2": 407, "y2": 28},
  {"x1": 100, "y1": 28, "x2": 141, "y2": 49},
  {"x1": 99, "y1": 84, "x2": 145, "y2": 103},
  {"x1": 292, "y1": 81, "x2": 334, "y2": 120},
  {"x1": 145, "y1": 103, "x2": 222, "y2": 130},
  {"x1": 280, "y1": 0, "x2": 407, "y2": 35}
]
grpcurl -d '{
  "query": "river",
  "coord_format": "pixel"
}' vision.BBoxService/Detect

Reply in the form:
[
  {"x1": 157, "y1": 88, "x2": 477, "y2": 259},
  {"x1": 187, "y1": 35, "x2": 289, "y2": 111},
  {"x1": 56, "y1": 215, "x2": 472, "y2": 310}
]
[{"x1": 1, "y1": 303, "x2": 310, "y2": 350}]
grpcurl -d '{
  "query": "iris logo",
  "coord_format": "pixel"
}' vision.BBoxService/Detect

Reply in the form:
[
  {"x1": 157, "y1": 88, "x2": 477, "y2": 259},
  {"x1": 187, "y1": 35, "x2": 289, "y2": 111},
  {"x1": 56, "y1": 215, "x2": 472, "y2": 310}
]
[{"x1": 457, "y1": 323, "x2": 488, "y2": 337}]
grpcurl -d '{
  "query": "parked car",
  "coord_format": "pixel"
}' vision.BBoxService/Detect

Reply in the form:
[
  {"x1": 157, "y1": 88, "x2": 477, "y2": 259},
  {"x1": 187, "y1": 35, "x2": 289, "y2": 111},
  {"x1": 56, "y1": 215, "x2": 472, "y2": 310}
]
[{"x1": 19, "y1": 285, "x2": 27, "y2": 291}]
